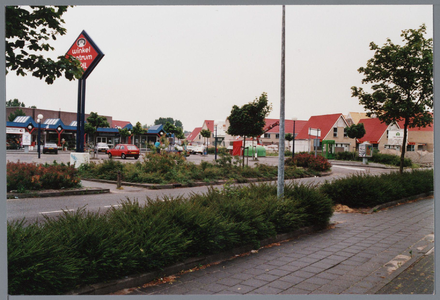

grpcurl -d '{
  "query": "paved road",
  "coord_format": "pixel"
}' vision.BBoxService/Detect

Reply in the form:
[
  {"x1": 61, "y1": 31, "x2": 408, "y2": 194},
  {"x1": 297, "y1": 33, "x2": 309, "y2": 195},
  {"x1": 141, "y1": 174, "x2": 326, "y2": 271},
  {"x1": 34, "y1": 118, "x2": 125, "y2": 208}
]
[
  {"x1": 112, "y1": 197, "x2": 434, "y2": 295},
  {"x1": 6, "y1": 151, "x2": 395, "y2": 223}
]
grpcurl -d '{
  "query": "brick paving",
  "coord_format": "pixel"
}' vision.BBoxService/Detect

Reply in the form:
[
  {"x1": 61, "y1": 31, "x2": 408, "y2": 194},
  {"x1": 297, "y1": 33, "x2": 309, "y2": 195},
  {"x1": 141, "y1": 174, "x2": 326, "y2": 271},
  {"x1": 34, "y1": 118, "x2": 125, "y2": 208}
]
[{"x1": 121, "y1": 197, "x2": 434, "y2": 295}]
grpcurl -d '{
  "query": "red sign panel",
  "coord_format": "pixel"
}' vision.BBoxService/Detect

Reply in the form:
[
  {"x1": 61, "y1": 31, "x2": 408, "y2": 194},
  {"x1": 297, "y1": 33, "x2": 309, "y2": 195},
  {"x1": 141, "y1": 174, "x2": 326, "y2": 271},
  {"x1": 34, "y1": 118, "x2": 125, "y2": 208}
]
[{"x1": 66, "y1": 30, "x2": 104, "y2": 79}]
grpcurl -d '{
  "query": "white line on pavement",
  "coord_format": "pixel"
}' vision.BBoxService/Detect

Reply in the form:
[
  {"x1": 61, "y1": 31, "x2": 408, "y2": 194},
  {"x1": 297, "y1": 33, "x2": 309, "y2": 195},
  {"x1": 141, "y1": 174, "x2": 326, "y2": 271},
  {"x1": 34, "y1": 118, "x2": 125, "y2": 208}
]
[
  {"x1": 104, "y1": 204, "x2": 122, "y2": 208},
  {"x1": 40, "y1": 209, "x2": 75, "y2": 214},
  {"x1": 332, "y1": 165, "x2": 366, "y2": 171}
]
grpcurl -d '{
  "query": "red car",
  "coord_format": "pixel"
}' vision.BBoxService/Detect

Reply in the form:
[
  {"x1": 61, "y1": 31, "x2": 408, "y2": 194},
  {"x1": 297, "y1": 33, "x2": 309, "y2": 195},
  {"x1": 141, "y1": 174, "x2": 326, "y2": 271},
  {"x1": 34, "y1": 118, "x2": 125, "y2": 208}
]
[{"x1": 107, "y1": 144, "x2": 140, "y2": 159}]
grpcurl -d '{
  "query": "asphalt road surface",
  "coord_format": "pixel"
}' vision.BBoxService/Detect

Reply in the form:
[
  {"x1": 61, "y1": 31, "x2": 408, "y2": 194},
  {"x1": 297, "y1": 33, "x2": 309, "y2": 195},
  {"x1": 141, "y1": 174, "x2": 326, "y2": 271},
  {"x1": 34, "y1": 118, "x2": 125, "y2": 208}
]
[{"x1": 6, "y1": 151, "x2": 395, "y2": 224}]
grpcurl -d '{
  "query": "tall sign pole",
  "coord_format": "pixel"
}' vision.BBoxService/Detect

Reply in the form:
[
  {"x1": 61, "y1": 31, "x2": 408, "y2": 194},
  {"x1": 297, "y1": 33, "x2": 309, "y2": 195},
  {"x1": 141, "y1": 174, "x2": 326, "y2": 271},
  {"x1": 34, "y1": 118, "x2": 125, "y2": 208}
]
[
  {"x1": 277, "y1": 5, "x2": 286, "y2": 198},
  {"x1": 67, "y1": 30, "x2": 104, "y2": 152}
]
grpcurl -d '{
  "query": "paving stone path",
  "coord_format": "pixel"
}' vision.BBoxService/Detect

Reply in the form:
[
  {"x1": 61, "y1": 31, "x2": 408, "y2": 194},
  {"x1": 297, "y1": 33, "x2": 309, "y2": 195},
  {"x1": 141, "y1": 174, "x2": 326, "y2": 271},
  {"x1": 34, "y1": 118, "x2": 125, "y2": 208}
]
[{"x1": 120, "y1": 197, "x2": 434, "y2": 295}]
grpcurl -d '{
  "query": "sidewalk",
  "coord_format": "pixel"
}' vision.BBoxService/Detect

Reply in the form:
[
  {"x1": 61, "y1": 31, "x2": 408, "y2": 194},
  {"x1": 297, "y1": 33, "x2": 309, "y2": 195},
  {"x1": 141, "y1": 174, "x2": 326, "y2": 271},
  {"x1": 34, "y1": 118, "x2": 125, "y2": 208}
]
[{"x1": 108, "y1": 196, "x2": 433, "y2": 296}]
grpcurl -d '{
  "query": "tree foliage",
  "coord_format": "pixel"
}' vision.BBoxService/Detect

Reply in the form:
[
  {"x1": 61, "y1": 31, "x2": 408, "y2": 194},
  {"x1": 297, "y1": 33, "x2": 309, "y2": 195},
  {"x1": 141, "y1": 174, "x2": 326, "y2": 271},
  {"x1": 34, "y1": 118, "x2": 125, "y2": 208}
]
[
  {"x1": 164, "y1": 122, "x2": 185, "y2": 140},
  {"x1": 284, "y1": 133, "x2": 293, "y2": 142},
  {"x1": 351, "y1": 24, "x2": 433, "y2": 173},
  {"x1": 6, "y1": 6, "x2": 83, "y2": 84},
  {"x1": 226, "y1": 92, "x2": 272, "y2": 138},
  {"x1": 154, "y1": 117, "x2": 183, "y2": 129},
  {"x1": 6, "y1": 99, "x2": 25, "y2": 107},
  {"x1": 85, "y1": 112, "x2": 110, "y2": 145},
  {"x1": 345, "y1": 123, "x2": 366, "y2": 140},
  {"x1": 8, "y1": 109, "x2": 26, "y2": 122}
]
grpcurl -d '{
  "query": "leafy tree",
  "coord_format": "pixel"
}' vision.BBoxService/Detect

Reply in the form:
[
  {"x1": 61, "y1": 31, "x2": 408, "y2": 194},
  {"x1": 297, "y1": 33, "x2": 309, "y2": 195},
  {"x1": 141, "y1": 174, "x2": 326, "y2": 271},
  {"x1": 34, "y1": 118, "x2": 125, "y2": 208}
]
[
  {"x1": 84, "y1": 112, "x2": 110, "y2": 147},
  {"x1": 351, "y1": 24, "x2": 433, "y2": 173},
  {"x1": 8, "y1": 109, "x2": 26, "y2": 122},
  {"x1": 345, "y1": 123, "x2": 366, "y2": 140},
  {"x1": 200, "y1": 129, "x2": 211, "y2": 149},
  {"x1": 154, "y1": 117, "x2": 183, "y2": 129},
  {"x1": 227, "y1": 92, "x2": 272, "y2": 166},
  {"x1": 6, "y1": 99, "x2": 25, "y2": 107},
  {"x1": 118, "y1": 128, "x2": 131, "y2": 143},
  {"x1": 131, "y1": 121, "x2": 146, "y2": 146},
  {"x1": 6, "y1": 6, "x2": 83, "y2": 84},
  {"x1": 285, "y1": 133, "x2": 293, "y2": 141}
]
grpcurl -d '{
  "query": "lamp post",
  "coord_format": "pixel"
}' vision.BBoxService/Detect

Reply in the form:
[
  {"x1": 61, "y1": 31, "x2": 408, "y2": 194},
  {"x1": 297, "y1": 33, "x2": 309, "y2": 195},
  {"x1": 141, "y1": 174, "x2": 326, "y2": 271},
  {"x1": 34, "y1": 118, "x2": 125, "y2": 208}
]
[
  {"x1": 292, "y1": 117, "x2": 297, "y2": 159},
  {"x1": 37, "y1": 114, "x2": 43, "y2": 159},
  {"x1": 214, "y1": 123, "x2": 218, "y2": 161}
]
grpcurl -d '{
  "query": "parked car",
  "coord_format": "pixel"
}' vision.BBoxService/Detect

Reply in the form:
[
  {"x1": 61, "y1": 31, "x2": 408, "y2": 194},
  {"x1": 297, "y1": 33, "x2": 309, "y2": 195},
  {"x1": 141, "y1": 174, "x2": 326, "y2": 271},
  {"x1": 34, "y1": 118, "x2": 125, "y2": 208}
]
[
  {"x1": 95, "y1": 142, "x2": 110, "y2": 152},
  {"x1": 107, "y1": 144, "x2": 140, "y2": 159},
  {"x1": 191, "y1": 145, "x2": 205, "y2": 155},
  {"x1": 42, "y1": 142, "x2": 58, "y2": 154}
]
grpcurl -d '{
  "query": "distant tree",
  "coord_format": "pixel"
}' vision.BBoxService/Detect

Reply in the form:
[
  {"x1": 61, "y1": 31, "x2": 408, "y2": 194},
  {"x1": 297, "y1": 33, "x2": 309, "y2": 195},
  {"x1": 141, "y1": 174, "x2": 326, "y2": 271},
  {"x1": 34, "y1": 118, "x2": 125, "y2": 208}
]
[
  {"x1": 227, "y1": 92, "x2": 272, "y2": 166},
  {"x1": 200, "y1": 129, "x2": 211, "y2": 154},
  {"x1": 6, "y1": 6, "x2": 83, "y2": 84},
  {"x1": 84, "y1": 112, "x2": 110, "y2": 147},
  {"x1": 118, "y1": 128, "x2": 131, "y2": 143},
  {"x1": 154, "y1": 117, "x2": 183, "y2": 129},
  {"x1": 6, "y1": 99, "x2": 25, "y2": 107},
  {"x1": 351, "y1": 24, "x2": 433, "y2": 173},
  {"x1": 345, "y1": 123, "x2": 366, "y2": 140},
  {"x1": 131, "y1": 121, "x2": 146, "y2": 146},
  {"x1": 8, "y1": 109, "x2": 26, "y2": 122},
  {"x1": 285, "y1": 133, "x2": 293, "y2": 152}
]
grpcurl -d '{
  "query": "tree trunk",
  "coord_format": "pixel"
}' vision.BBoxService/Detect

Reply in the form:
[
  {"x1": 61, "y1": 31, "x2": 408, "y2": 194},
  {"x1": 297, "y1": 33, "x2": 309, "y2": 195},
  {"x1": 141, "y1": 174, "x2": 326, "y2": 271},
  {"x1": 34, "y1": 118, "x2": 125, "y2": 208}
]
[{"x1": 400, "y1": 119, "x2": 409, "y2": 174}]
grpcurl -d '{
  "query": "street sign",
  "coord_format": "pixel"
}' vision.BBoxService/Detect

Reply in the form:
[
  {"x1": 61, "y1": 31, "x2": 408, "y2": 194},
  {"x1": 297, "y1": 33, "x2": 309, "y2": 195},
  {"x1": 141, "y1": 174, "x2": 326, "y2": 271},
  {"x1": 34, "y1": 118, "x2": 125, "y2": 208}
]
[{"x1": 66, "y1": 30, "x2": 104, "y2": 79}]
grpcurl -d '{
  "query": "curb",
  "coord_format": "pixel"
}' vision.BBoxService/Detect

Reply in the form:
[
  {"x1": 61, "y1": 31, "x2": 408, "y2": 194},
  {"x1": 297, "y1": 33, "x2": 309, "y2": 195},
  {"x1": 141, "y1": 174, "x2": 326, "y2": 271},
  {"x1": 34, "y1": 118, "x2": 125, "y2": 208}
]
[
  {"x1": 82, "y1": 172, "x2": 333, "y2": 190},
  {"x1": 366, "y1": 234, "x2": 435, "y2": 294},
  {"x1": 366, "y1": 192, "x2": 434, "y2": 214},
  {"x1": 7, "y1": 187, "x2": 110, "y2": 199},
  {"x1": 65, "y1": 225, "x2": 323, "y2": 295}
]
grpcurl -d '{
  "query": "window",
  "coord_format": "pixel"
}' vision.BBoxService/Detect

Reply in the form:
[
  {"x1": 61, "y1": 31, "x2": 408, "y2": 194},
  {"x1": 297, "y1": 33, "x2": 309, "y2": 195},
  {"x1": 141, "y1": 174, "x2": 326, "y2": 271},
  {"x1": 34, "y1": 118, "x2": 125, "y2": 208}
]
[
  {"x1": 264, "y1": 133, "x2": 270, "y2": 138},
  {"x1": 333, "y1": 127, "x2": 338, "y2": 137},
  {"x1": 407, "y1": 144, "x2": 415, "y2": 152},
  {"x1": 343, "y1": 128, "x2": 348, "y2": 138},
  {"x1": 275, "y1": 134, "x2": 280, "y2": 139}
]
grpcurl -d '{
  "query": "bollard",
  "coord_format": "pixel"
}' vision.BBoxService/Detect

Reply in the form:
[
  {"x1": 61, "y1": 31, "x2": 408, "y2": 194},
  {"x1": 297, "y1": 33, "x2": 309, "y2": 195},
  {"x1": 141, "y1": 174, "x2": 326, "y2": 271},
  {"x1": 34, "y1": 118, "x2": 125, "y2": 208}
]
[{"x1": 117, "y1": 171, "x2": 121, "y2": 189}]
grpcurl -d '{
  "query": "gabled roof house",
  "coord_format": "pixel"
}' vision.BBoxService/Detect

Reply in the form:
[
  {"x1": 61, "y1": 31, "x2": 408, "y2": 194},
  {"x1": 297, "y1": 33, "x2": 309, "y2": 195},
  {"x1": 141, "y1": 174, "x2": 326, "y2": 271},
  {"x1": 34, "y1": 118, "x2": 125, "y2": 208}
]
[{"x1": 295, "y1": 113, "x2": 354, "y2": 152}]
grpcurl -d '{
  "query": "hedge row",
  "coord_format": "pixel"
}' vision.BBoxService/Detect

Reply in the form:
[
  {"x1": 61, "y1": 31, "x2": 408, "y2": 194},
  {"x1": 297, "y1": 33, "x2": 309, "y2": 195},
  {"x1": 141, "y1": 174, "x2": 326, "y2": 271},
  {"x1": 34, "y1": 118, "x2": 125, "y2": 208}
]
[
  {"x1": 78, "y1": 152, "x2": 322, "y2": 185},
  {"x1": 335, "y1": 151, "x2": 412, "y2": 167},
  {"x1": 7, "y1": 161, "x2": 81, "y2": 192},
  {"x1": 320, "y1": 169, "x2": 433, "y2": 208},
  {"x1": 8, "y1": 182, "x2": 333, "y2": 295}
]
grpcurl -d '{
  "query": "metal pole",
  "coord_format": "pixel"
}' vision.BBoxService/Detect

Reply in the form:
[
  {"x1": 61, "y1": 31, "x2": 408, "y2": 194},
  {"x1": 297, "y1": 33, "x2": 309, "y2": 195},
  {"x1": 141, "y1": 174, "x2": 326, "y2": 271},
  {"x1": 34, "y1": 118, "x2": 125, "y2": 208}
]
[
  {"x1": 37, "y1": 121, "x2": 41, "y2": 159},
  {"x1": 76, "y1": 79, "x2": 82, "y2": 152},
  {"x1": 277, "y1": 5, "x2": 286, "y2": 199},
  {"x1": 292, "y1": 120, "x2": 296, "y2": 159},
  {"x1": 81, "y1": 79, "x2": 86, "y2": 152},
  {"x1": 214, "y1": 125, "x2": 218, "y2": 161}
]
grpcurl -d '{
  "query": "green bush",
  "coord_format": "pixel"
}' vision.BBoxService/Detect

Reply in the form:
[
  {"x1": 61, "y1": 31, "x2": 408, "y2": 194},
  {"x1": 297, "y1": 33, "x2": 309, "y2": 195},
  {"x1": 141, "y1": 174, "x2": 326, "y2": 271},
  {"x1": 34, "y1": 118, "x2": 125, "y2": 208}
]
[
  {"x1": 285, "y1": 153, "x2": 331, "y2": 172},
  {"x1": 8, "y1": 183, "x2": 333, "y2": 295},
  {"x1": 334, "y1": 151, "x2": 412, "y2": 167},
  {"x1": 7, "y1": 162, "x2": 81, "y2": 192},
  {"x1": 320, "y1": 169, "x2": 433, "y2": 208}
]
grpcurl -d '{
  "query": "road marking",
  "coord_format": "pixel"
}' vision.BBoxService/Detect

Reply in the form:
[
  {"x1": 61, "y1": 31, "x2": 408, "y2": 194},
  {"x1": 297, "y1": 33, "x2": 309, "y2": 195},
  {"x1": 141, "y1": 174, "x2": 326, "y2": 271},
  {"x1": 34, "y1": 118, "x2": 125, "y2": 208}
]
[
  {"x1": 40, "y1": 209, "x2": 75, "y2": 214},
  {"x1": 332, "y1": 165, "x2": 366, "y2": 171},
  {"x1": 104, "y1": 204, "x2": 122, "y2": 208}
]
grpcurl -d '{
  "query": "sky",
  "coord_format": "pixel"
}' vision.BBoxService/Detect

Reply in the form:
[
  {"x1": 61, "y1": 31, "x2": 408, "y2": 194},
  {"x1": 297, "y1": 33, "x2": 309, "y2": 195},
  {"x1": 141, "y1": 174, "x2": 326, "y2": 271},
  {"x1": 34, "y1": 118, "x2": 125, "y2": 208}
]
[{"x1": 6, "y1": 5, "x2": 433, "y2": 132}]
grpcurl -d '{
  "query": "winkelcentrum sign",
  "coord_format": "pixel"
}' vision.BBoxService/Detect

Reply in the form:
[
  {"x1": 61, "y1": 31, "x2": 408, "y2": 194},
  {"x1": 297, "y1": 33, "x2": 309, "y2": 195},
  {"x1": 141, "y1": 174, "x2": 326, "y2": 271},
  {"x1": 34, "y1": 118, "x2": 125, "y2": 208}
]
[{"x1": 66, "y1": 30, "x2": 104, "y2": 154}]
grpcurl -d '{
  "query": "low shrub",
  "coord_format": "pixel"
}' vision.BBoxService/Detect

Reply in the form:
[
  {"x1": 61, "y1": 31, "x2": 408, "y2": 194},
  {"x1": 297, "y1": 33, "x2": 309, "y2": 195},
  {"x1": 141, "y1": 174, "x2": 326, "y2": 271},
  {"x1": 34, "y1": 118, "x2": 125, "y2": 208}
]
[
  {"x1": 8, "y1": 183, "x2": 333, "y2": 295},
  {"x1": 7, "y1": 162, "x2": 81, "y2": 192},
  {"x1": 285, "y1": 153, "x2": 331, "y2": 172},
  {"x1": 334, "y1": 151, "x2": 412, "y2": 167},
  {"x1": 320, "y1": 169, "x2": 433, "y2": 208}
]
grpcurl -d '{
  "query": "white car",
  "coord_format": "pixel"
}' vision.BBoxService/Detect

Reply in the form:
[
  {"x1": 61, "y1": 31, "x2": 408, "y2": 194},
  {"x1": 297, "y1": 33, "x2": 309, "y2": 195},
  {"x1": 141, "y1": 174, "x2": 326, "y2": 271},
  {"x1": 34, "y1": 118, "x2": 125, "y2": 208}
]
[
  {"x1": 95, "y1": 142, "x2": 110, "y2": 152},
  {"x1": 191, "y1": 145, "x2": 205, "y2": 154}
]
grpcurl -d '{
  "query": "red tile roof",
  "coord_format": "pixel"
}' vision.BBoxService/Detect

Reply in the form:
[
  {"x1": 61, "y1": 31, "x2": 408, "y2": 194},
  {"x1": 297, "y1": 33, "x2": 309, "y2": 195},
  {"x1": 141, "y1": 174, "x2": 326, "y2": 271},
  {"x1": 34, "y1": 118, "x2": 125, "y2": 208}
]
[
  {"x1": 296, "y1": 113, "x2": 345, "y2": 140},
  {"x1": 265, "y1": 119, "x2": 307, "y2": 135},
  {"x1": 358, "y1": 118, "x2": 388, "y2": 144},
  {"x1": 204, "y1": 120, "x2": 214, "y2": 132},
  {"x1": 397, "y1": 115, "x2": 433, "y2": 132},
  {"x1": 112, "y1": 120, "x2": 131, "y2": 129},
  {"x1": 187, "y1": 127, "x2": 202, "y2": 142}
]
